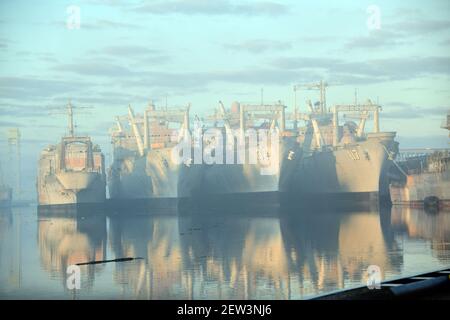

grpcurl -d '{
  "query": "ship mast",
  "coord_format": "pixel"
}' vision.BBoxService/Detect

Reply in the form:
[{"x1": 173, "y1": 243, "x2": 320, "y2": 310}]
[
  {"x1": 319, "y1": 80, "x2": 327, "y2": 114},
  {"x1": 293, "y1": 81, "x2": 328, "y2": 115},
  {"x1": 68, "y1": 101, "x2": 74, "y2": 137}
]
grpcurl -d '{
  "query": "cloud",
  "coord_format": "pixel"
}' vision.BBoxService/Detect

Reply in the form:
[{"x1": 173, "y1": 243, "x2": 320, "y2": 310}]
[
  {"x1": 298, "y1": 36, "x2": 337, "y2": 43},
  {"x1": 0, "y1": 102, "x2": 54, "y2": 119},
  {"x1": 52, "y1": 57, "x2": 320, "y2": 87},
  {"x1": 82, "y1": 19, "x2": 140, "y2": 30},
  {"x1": 381, "y1": 103, "x2": 448, "y2": 119},
  {"x1": 81, "y1": 0, "x2": 131, "y2": 6},
  {"x1": 388, "y1": 7, "x2": 450, "y2": 34},
  {"x1": 134, "y1": 0, "x2": 288, "y2": 16},
  {"x1": 95, "y1": 45, "x2": 160, "y2": 56},
  {"x1": 130, "y1": 68, "x2": 320, "y2": 88},
  {"x1": 391, "y1": 18, "x2": 450, "y2": 35},
  {"x1": 51, "y1": 91, "x2": 151, "y2": 107},
  {"x1": 224, "y1": 39, "x2": 292, "y2": 53},
  {"x1": 343, "y1": 12, "x2": 450, "y2": 50},
  {"x1": 401, "y1": 87, "x2": 428, "y2": 92},
  {"x1": 344, "y1": 30, "x2": 408, "y2": 50},
  {"x1": 8, "y1": 51, "x2": 59, "y2": 64},
  {"x1": 272, "y1": 57, "x2": 340, "y2": 70},
  {"x1": 209, "y1": 68, "x2": 316, "y2": 85},
  {"x1": 51, "y1": 53, "x2": 450, "y2": 90},
  {"x1": 271, "y1": 56, "x2": 450, "y2": 84},
  {"x1": 52, "y1": 61, "x2": 136, "y2": 77},
  {"x1": 0, "y1": 77, "x2": 91, "y2": 100},
  {"x1": 88, "y1": 45, "x2": 170, "y2": 64},
  {"x1": 50, "y1": 18, "x2": 139, "y2": 30}
]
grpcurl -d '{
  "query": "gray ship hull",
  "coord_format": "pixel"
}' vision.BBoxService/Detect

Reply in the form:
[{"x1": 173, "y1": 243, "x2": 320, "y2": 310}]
[
  {"x1": 109, "y1": 148, "x2": 180, "y2": 201},
  {"x1": 178, "y1": 137, "x2": 301, "y2": 208},
  {"x1": 286, "y1": 133, "x2": 397, "y2": 207},
  {"x1": 38, "y1": 171, "x2": 106, "y2": 206}
]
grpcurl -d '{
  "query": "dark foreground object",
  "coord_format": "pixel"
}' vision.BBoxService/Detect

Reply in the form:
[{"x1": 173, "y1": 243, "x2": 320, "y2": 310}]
[
  {"x1": 314, "y1": 268, "x2": 450, "y2": 300},
  {"x1": 76, "y1": 257, "x2": 143, "y2": 266}
]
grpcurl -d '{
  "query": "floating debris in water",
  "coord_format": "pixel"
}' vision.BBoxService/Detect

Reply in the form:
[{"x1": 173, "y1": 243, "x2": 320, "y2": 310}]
[{"x1": 76, "y1": 257, "x2": 143, "y2": 266}]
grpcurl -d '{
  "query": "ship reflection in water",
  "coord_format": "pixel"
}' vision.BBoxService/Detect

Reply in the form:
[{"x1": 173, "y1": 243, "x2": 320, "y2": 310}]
[{"x1": 0, "y1": 205, "x2": 449, "y2": 299}]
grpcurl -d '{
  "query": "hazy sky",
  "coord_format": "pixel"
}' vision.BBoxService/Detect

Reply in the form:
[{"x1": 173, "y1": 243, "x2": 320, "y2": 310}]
[{"x1": 0, "y1": 0, "x2": 449, "y2": 194}]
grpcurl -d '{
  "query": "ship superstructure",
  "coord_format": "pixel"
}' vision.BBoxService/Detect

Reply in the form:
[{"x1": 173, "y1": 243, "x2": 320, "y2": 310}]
[
  {"x1": 179, "y1": 100, "x2": 301, "y2": 207},
  {"x1": 286, "y1": 82, "x2": 398, "y2": 206},
  {"x1": 108, "y1": 103, "x2": 190, "y2": 202},
  {"x1": 37, "y1": 103, "x2": 106, "y2": 207}
]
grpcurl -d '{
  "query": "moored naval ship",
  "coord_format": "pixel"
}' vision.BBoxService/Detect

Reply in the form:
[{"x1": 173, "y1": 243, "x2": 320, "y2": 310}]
[
  {"x1": 179, "y1": 100, "x2": 301, "y2": 208},
  {"x1": 37, "y1": 103, "x2": 106, "y2": 208},
  {"x1": 389, "y1": 113, "x2": 450, "y2": 209},
  {"x1": 108, "y1": 103, "x2": 191, "y2": 207},
  {"x1": 286, "y1": 82, "x2": 398, "y2": 207}
]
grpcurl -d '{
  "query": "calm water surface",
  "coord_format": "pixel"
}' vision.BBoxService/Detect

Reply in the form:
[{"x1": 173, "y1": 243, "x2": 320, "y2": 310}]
[{"x1": 0, "y1": 204, "x2": 449, "y2": 299}]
